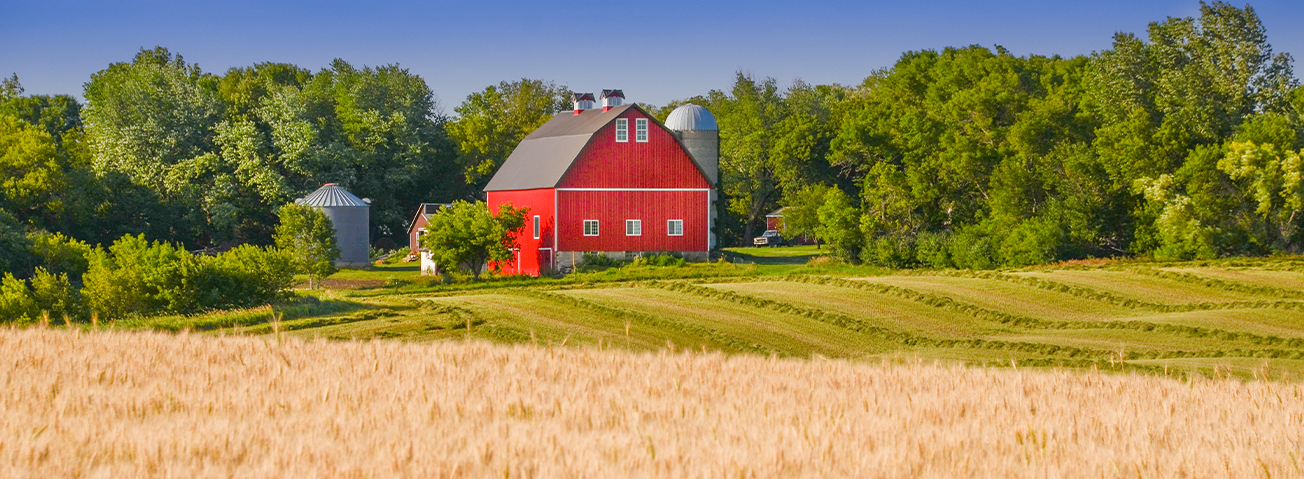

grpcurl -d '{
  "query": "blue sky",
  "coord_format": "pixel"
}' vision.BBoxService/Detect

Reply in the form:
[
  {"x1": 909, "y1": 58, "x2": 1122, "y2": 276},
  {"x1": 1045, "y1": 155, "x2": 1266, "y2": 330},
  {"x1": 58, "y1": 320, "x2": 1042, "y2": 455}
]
[{"x1": 4, "y1": 1, "x2": 1304, "y2": 113}]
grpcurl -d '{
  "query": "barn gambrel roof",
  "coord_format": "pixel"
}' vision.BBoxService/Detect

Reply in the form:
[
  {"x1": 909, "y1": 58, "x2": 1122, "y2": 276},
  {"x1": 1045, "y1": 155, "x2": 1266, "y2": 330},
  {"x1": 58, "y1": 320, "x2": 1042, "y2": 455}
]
[{"x1": 483, "y1": 104, "x2": 708, "y2": 192}]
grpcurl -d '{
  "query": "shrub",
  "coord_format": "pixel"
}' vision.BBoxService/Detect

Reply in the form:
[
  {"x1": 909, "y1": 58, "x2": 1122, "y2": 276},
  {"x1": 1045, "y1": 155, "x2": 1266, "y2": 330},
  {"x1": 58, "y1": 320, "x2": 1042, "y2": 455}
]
[
  {"x1": 949, "y1": 226, "x2": 997, "y2": 270},
  {"x1": 867, "y1": 234, "x2": 915, "y2": 268},
  {"x1": 578, "y1": 253, "x2": 621, "y2": 272},
  {"x1": 0, "y1": 273, "x2": 37, "y2": 323},
  {"x1": 28, "y1": 231, "x2": 92, "y2": 280},
  {"x1": 30, "y1": 267, "x2": 79, "y2": 320},
  {"x1": 197, "y1": 245, "x2": 296, "y2": 309},
  {"x1": 914, "y1": 231, "x2": 954, "y2": 268},
  {"x1": 82, "y1": 234, "x2": 199, "y2": 318},
  {"x1": 629, "y1": 253, "x2": 687, "y2": 268}
]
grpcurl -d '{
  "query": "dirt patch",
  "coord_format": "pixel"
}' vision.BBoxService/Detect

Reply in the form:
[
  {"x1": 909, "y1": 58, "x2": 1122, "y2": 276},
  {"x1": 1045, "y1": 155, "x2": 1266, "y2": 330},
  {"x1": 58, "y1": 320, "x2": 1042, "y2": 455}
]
[{"x1": 298, "y1": 278, "x2": 387, "y2": 290}]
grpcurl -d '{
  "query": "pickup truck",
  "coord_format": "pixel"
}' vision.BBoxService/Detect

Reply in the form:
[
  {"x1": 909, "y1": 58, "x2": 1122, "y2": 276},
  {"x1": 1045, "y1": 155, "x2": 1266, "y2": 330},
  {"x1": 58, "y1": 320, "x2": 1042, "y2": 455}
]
[{"x1": 753, "y1": 230, "x2": 784, "y2": 247}]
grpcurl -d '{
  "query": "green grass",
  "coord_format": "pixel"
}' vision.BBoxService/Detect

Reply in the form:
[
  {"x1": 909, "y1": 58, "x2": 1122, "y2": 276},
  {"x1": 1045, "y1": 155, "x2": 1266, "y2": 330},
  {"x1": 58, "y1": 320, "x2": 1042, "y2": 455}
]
[{"x1": 106, "y1": 257, "x2": 1304, "y2": 379}]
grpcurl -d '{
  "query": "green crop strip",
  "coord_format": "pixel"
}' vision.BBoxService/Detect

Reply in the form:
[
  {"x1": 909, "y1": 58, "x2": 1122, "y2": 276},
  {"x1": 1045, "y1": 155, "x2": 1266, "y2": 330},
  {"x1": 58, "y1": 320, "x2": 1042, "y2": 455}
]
[
  {"x1": 907, "y1": 269, "x2": 1304, "y2": 313},
  {"x1": 741, "y1": 275, "x2": 1304, "y2": 350},
  {"x1": 639, "y1": 280, "x2": 1117, "y2": 360},
  {"x1": 1129, "y1": 267, "x2": 1304, "y2": 300},
  {"x1": 504, "y1": 289, "x2": 782, "y2": 356}
]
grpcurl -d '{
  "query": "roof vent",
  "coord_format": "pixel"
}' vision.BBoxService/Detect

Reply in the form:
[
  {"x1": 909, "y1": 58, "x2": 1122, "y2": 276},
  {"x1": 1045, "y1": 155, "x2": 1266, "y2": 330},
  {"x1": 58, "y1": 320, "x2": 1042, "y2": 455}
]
[
  {"x1": 571, "y1": 92, "x2": 595, "y2": 115},
  {"x1": 600, "y1": 89, "x2": 624, "y2": 111}
]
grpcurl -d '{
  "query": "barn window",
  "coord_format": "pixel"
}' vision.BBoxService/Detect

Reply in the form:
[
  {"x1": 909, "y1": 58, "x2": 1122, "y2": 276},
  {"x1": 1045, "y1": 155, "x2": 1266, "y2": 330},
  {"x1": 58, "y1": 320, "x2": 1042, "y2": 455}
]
[
  {"x1": 583, "y1": 220, "x2": 600, "y2": 236},
  {"x1": 533, "y1": 215, "x2": 541, "y2": 239},
  {"x1": 626, "y1": 219, "x2": 642, "y2": 236},
  {"x1": 615, "y1": 119, "x2": 628, "y2": 142},
  {"x1": 635, "y1": 118, "x2": 648, "y2": 142},
  {"x1": 667, "y1": 219, "x2": 683, "y2": 236}
]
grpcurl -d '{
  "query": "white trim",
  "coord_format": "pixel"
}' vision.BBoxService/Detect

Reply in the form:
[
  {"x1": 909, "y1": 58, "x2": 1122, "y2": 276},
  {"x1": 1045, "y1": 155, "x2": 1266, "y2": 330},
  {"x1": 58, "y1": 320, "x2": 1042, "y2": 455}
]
[
  {"x1": 615, "y1": 118, "x2": 628, "y2": 142},
  {"x1": 626, "y1": 219, "x2": 642, "y2": 236},
  {"x1": 532, "y1": 215, "x2": 540, "y2": 239},
  {"x1": 558, "y1": 190, "x2": 563, "y2": 258},
  {"x1": 556, "y1": 188, "x2": 711, "y2": 192},
  {"x1": 583, "y1": 219, "x2": 599, "y2": 236},
  {"x1": 635, "y1": 118, "x2": 648, "y2": 142}
]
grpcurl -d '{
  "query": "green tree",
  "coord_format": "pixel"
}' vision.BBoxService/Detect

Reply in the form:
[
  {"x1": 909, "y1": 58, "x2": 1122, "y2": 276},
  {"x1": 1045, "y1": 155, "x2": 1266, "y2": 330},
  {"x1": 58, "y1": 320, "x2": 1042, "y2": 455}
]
[
  {"x1": 780, "y1": 183, "x2": 830, "y2": 245},
  {"x1": 419, "y1": 201, "x2": 527, "y2": 279},
  {"x1": 815, "y1": 187, "x2": 861, "y2": 262},
  {"x1": 274, "y1": 203, "x2": 339, "y2": 289},
  {"x1": 447, "y1": 79, "x2": 570, "y2": 191},
  {"x1": 0, "y1": 115, "x2": 65, "y2": 226}
]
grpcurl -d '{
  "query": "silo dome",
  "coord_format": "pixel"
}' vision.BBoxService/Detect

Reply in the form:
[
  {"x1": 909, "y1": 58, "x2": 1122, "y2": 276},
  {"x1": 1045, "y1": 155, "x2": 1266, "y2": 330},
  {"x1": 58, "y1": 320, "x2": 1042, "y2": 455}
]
[
  {"x1": 665, "y1": 104, "x2": 718, "y2": 131},
  {"x1": 297, "y1": 183, "x2": 371, "y2": 267}
]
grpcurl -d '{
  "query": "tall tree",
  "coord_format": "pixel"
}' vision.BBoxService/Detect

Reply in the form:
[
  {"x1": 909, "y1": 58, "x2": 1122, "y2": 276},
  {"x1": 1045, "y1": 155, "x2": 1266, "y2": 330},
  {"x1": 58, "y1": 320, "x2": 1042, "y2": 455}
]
[
  {"x1": 447, "y1": 79, "x2": 570, "y2": 192},
  {"x1": 273, "y1": 203, "x2": 339, "y2": 289}
]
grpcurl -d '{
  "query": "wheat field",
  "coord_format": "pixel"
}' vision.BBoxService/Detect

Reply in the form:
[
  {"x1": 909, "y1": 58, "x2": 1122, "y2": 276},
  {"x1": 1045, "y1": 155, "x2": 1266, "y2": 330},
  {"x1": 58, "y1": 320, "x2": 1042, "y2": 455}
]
[{"x1": 3, "y1": 328, "x2": 1302, "y2": 478}]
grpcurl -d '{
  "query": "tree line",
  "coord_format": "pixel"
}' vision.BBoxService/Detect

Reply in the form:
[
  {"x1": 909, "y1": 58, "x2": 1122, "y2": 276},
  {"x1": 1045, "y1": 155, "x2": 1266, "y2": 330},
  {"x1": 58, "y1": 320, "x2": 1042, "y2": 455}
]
[{"x1": 1, "y1": 1, "x2": 1300, "y2": 287}]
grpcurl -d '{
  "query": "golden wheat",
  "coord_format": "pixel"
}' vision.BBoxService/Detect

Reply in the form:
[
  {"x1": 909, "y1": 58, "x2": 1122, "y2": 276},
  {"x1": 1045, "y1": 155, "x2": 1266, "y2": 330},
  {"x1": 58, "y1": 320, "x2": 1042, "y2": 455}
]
[{"x1": 2, "y1": 328, "x2": 1302, "y2": 478}]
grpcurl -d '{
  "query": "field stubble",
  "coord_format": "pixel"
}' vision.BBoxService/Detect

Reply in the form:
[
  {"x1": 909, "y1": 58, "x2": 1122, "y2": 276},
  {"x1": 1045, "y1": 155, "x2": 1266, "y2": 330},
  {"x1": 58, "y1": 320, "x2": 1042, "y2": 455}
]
[{"x1": 3, "y1": 329, "x2": 1303, "y2": 478}]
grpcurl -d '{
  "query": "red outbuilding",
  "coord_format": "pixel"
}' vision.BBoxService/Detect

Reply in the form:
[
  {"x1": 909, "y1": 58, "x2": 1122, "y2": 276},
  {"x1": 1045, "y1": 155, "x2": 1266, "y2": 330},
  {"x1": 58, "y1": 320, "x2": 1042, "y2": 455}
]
[{"x1": 484, "y1": 91, "x2": 719, "y2": 276}]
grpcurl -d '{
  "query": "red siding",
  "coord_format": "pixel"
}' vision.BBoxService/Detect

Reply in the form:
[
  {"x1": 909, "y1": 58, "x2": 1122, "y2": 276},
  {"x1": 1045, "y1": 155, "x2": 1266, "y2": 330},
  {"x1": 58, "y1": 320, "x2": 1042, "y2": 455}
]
[
  {"x1": 558, "y1": 190, "x2": 709, "y2": 252},
  {"x1": 558, "y1": 109, "x2": 709, "y2": 189},
  {"x1": 487, "y1": 188, "x2": 555, "y2": 276},
  {"x1": 408, "y1": 215, "x2": 429, "y2": 255}
]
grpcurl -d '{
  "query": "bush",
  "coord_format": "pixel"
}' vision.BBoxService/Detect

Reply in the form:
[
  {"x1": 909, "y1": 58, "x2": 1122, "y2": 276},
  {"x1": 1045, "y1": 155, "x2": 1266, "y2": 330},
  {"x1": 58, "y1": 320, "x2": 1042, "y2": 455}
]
[
  {"x1": 914, "y1": 231, "x2": 954, "y2": 268},
  {"x1": 83, "y1": 234, "x2": 197, "y2": 319},
  {"x1": 998, "y1": 218, "x2": 1062, "y2": 267},
  {"x1": 867, "y1": 234, "x2": 916, "y2": 268},
  {"x1": 197, "y1": 245, "x2": 296, "y2": 309},
  {"x1": 949, "y1": 226, "x2": 997, "y2": 269},
  {"x1": 0, "y1": 273, "x2": 37, "y2": 323},
  {"x1": 28, "y1": 231, "x2": 92, "y2": 280},
  {"x1": 631, "y1": 253, "x2": 687, "y2": 268},
  {"x1": 84, "y1": 234, "x2": 296, "y2": 319},
  {"x1": 578, "y1": 253, "x2": 621, "y2": 272},
  {"x1": 30, "y1": 267, "x2": 79, "y2": 320}
]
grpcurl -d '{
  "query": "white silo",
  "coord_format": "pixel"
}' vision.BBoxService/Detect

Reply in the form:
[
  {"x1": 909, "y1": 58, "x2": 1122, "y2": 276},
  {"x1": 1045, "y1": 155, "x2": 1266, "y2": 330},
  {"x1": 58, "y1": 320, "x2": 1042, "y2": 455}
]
[
  {"x1": 666, "y1": 104, "x2": 720, "y2": 249},
  {"x1": 297, "y1": 183, "x2": 371, "y2": 267}
]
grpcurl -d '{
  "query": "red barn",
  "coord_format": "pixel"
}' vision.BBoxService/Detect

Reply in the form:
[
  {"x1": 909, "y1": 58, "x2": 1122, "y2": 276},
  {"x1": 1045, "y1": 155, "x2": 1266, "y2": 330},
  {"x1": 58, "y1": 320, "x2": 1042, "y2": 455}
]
[{"x1": 484, "y1": 91, "x2": 719, "y2": 276}]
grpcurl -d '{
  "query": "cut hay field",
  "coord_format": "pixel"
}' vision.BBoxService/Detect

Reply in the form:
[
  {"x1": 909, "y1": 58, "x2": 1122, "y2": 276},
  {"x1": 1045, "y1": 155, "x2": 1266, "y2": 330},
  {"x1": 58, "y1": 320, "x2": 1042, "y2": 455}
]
[
  {"x1": 4, "y1": 329, "x2": 1304, "y2": 478},
  {"x1": 121, "y1": 256, "x2": 1304, "y2": 379}
]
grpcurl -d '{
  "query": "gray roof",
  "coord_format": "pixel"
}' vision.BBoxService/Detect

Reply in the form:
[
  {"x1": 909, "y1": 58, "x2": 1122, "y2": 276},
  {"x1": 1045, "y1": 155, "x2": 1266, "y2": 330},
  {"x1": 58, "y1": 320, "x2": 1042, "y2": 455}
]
[
  {"x1": 665, "y1": 104, "x2": 717, "y2": 131},
  {"x1": 484, "y1": 104, "x2": 637, "y2": 192},
  {"x1": 298, "y1": 183, "x2": 369, "y2": 207}
]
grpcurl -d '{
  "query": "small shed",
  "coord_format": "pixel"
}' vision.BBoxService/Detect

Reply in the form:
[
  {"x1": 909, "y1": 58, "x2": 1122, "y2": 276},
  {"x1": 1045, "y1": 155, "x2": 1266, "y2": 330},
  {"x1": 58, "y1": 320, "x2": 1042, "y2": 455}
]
[{"x1": 298, "y1": 183, "x2": 370, "y2": 267}]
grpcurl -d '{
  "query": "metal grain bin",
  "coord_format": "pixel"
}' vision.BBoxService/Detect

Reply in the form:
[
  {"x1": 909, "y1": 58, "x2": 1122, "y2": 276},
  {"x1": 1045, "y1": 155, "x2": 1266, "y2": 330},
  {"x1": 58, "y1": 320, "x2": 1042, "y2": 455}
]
[{"x1": 297, "y1": 183, "x2": 371, "y2": 267}]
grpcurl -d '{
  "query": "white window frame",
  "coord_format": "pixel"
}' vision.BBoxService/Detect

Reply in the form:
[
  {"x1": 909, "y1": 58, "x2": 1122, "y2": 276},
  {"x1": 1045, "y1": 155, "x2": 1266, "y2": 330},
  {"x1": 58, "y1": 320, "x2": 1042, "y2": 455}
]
[
  {"x1": 635, "y1": 118, "x2": 648, "y2": 142},
  {"x1": 532, "y1": 215, "x2": 541, "y2": 239},
  {"x1": 667, "y1": 219, "x2": 684, "y2": 236},
  {"x1": 626, "y1": 219, "x2": 642, "y2": 236},
  {"x1": 615, "y1": 119, "x2": 628, "y2": 142},
  {"x1": 583, "y1": 220, "x2": 600, "y2": 236}
]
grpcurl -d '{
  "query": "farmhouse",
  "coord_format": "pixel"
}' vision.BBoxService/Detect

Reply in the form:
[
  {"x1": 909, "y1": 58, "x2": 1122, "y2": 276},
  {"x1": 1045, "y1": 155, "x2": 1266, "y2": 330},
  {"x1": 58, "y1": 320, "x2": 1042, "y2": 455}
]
[
  {"x1": 406, "y1": 203, "x2": 450, "y2": 275},
  {"x1": 484, "y1": 90, "x2": 719, "y2": 276}
]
